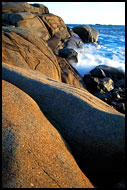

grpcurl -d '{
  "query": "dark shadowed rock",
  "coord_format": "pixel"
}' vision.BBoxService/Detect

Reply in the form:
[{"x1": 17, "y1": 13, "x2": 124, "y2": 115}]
[
  {"x1": 116, "y1": 103, "x2": 125, "y2": 114},
  {"x1": 93, "y1": 91, "x2": 112, "y2": 102},
  {"x1": 58, "y1": 48, "x2": 78, "y2": 63},
  {"x1": 39, "y1": 13, "x2": 70, "y2": 40},
  {"x1": 95, "y1": 65, "x2": 125, "y2": 81},
  {"x1": 90, "y1": 67, "x2": 106, "y2": 78},
  {"x1": 114, "y1": 79, "x2": 125, "y2": 88},
  {"x1": 2, "y1": 63, "x2": 125, "y2": 188},
  {"x1": 2, "y1": 80, "x2": 94, "y2": 188},
  {"x1": 113, "y1": 180, "x2": 125, "y2": 188},
  {"x1": 72, "y1": 25, "x2": 99, "y2": 43},
  {"x1": 84, "y1": 65, "x2": 125, "y2": 114},
  {"x1": 83, "y1": 75, "x2": 102, "y2": 92},
  {"x1": 56, "y1": 55, "x2": 86, "y2": 89}
]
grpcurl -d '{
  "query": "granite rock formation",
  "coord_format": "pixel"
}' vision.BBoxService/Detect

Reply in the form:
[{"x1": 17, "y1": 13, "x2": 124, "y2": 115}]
[
  {"x1": 3, "y1": 63, "x2": 125, "y2": 188},
  {"x1": 2, "y1": 80, "x2": 94, "y2": 188},
  {"x1": 2, "y1": 26, "x2": 61, "y2": 82},
  {"x1": 2, "y1": 2, "x2": 125, "y2": 188}
]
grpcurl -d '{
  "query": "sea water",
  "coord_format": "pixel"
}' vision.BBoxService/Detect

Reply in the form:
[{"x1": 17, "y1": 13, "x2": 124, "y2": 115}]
[{"x1": 67, "y1": 24, "x2": 125, "y2": 77}]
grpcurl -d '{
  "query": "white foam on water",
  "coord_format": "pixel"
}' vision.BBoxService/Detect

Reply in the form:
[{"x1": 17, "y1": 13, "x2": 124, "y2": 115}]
[{"x1": 71, "y1": 44, "x2": 125, "y2": 77}]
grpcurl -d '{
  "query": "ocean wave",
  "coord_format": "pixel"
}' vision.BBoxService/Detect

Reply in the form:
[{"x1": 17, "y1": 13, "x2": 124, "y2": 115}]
[{"x1": 71, "y1": 43, "x2": 125, "y2": 77}]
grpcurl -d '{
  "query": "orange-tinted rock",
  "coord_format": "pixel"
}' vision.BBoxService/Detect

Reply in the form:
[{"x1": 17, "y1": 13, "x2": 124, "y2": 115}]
[
  {"x1": 3, "y1": 12, "x2": 50, "y2": 40},
  {"x1": 2, "y1": 63, "x2": 125, "y2": 188},
  {"x1": 2, "y1": 27, "x2": 61, "y2": 81},
  {"x1": 2, "y1": 2, "x2": 49, "y2": 14},
  {"x1": 56, "y1": 55, "x2": 86, "y2": 89},
  {"x1": 2, "y1": 80, "x2": 94, "y2": 188},
  {"x1": 30, "y1": 3, "x2": 49, "y2": 14},
  {"x1": 40, "y1": 13, "x2": 70, "y2": 40}
]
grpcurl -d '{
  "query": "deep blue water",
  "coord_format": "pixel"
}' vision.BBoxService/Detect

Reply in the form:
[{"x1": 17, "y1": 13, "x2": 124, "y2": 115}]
[{"x1": 67, "y1": 24, "x2": 125, "y2": 76}]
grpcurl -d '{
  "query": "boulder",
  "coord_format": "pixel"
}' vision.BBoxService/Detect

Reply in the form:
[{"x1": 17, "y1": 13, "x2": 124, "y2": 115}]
[
  {"x1": 2, "y1": 27, "x2": 61, "y2": 82},
  {"x1": 2, "y1": 80, "x2": 94, "y2": 188},
  {"x1": 2, "y1": 12, "x2": 50, "y2": 40},
  {"x1": 64, "y1": 36, "x2": 83, "y2": 49},
  {"x1": 84, "y1": 74, "x2": 114, "y2": 92},
  {"x1": 2, "y1": 63, "x2": 125, "y2": 187},
  {"x1": 2, "y1": 2, "x2": 49, "y2": 14},
  {"x1": 58, "y1": 48, "x2": 78, "y2": 63},
  {"x1": 72, "y1": 25, "x2": 99, "y2": 43},
  {"x1": 94, "y1": 65, "x2": 125, "y2": 81},
  {"x1": 39, "y1": 13, "x2": 70, "y2": 40},
  {"x1": 84, "y1": 66, "x2": 125, "y2": 114},
  {"x1": 90, "y1": 67, "x2": 106, "y2": 78},
  {"x1": 56, "y1": 55, "x2": 86, "y2": 89},
  {"x1": 64, "y1": 29, "x2": 84, "y2": 49}
]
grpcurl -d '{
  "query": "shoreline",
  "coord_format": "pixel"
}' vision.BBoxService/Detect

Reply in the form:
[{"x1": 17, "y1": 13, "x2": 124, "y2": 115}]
[{"x1": 2, "y1": 2, "x2": 125, "y2": 188}]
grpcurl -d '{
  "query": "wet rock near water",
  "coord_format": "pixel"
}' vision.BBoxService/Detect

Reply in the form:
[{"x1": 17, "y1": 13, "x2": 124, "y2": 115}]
[
  {"x1": 58, "y1": 48, "x2": 78, "y2": 63},
  {"x1": 83, "y1": 65, "x2": 125, "y2": 113},
  {"x1": 56, "y1": 55, "x2": 86, "y2": 89},
  {"x1": 65, "y1": 28, "x2": 84, "y2": 49},
  {"x1": 72, "y1": 25, "x2": 99, "y2": 43},
  {"x1": 94, "y1": 65, "x2": 125, "y2": 81}
]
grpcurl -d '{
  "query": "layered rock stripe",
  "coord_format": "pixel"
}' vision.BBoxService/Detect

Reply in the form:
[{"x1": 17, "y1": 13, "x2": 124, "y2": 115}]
[{"x1": 3, "y1": 63, "x2": 125, "y2": 187}]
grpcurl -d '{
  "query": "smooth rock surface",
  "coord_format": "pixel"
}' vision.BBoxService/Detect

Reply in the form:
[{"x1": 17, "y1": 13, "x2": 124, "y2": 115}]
[
  {"x1": 2, "y1": 63, "x2": 125, "y2": 187},
  {"x1": 2, "y1": 80, "x2": 94, "y2": 188},
  {"x1": 73, "y1": 25, "x2": 99, "y2": 43},
  {"x1": 2, "y1": 27, "x2": 61, "y2": 82}
]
